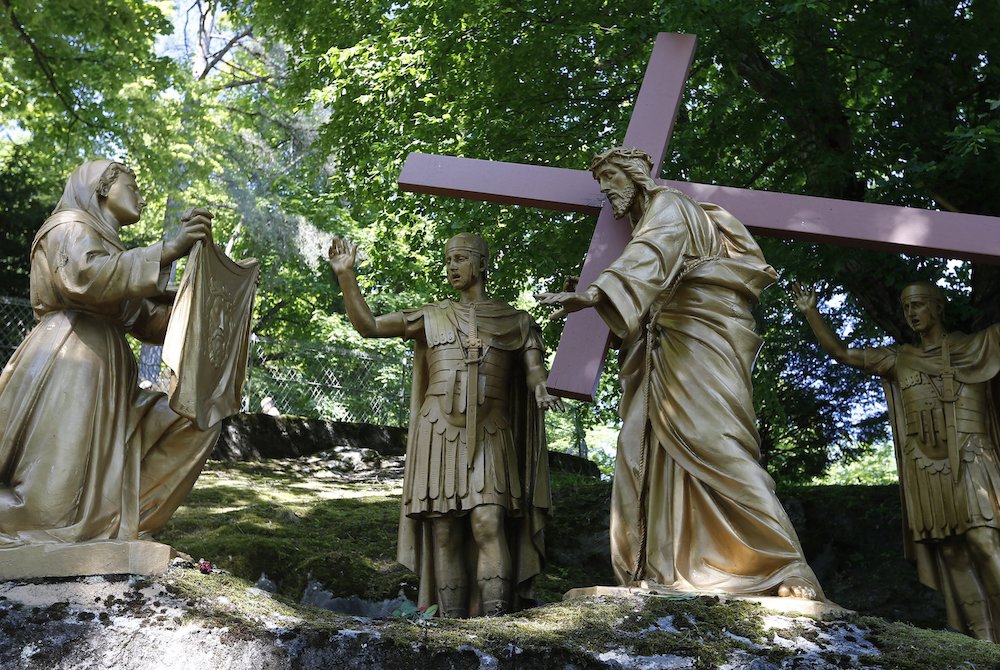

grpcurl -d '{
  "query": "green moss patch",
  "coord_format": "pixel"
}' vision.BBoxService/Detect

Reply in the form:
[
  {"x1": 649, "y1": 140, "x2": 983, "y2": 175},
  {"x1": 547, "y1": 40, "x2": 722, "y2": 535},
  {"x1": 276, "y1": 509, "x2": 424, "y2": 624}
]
[
  {"x1": 159, "y1": 462, "x2": 615, "y2": 606},
  {"x1": 150, "y1": 457, "x2": 1000, "y2": 667},
  {"x1": 857, "y1": 615, "x2": 1000, "y2": 669},
  {"x1": 158, "y1": 461, "x2": 412, "y2": 602}
]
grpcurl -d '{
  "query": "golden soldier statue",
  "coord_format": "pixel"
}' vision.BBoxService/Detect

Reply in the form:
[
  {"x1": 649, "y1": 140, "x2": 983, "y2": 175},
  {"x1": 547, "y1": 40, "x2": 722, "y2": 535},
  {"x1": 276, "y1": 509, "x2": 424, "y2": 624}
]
[
  {"x1": 329, "y1": 233, "x2": 560, "y2": 617},
  {"x1": 793, "y1": 281, "x2": 1000, "y2": 640}
]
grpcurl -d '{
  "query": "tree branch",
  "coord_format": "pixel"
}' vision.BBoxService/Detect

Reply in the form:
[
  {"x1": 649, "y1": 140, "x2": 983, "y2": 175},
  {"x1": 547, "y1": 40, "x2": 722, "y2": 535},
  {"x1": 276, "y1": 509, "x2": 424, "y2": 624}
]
[
  {"x1": 212, "y1": 74, "x2": 273, "y2": 91},
  {"x1": 0, "y1": 0, "x2": 87, "y2": 125},
  {"x1": 199, "y1": 26, "x2": 253, "y2": 80},
  {"x1": 252, "y1": 299, "x2": 291, "y2": 332}
]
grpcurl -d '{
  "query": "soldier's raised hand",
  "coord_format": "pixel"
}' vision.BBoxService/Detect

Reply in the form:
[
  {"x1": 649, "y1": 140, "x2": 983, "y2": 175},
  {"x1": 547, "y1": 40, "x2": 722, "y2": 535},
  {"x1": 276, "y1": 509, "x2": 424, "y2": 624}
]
[
  {"x1": 328, "y1": 238, "x2": 359, "y2": 276},
  {"x1": 788, "y1": 282, "x2": 818, "y2": 313}
]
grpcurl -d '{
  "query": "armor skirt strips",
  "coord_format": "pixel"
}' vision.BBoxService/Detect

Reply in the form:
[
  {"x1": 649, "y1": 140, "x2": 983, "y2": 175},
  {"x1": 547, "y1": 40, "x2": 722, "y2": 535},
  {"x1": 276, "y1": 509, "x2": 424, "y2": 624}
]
[
  {"x1": 901, "y1": 433, "x2": 1000, "y2": 540},
  {"x1": 402, "y1": 396, "x2": 522, "y2": 518}
]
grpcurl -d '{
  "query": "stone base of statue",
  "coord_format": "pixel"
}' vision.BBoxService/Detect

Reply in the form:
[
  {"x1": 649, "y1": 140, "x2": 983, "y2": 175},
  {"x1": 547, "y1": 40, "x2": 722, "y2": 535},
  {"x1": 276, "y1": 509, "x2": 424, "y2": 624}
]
[
  {"x1": 564, "y1": 584, "x2": 853, "y2": 619},
  {"x1": 0, "y1": 541, "x2": 173, "y2": 580}
]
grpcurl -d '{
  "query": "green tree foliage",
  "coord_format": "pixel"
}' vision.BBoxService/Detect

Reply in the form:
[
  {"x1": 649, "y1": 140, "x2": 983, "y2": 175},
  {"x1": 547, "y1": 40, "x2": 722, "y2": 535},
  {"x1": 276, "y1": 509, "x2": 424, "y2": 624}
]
[
  {"x1": 755, "y1": 288, "x2": 889, "y2": 480},
  {"x1": 0, "y1": 146, "x2": 55, "y2": 297},
  {"x1": 0, "y1": 1, "x2": 345, "y2": 342},
  {"x1": 813, "y1": 440, "x2": 898, "y2": 486},
  {"x1": 225, "y1": 0, "x2": 669, "y2": 308},
  {"x1": 0, "y1": 0, "x2": 188, "y2": 296},
  {"x1": 2, "y1": 0, "x2": 997, "y2": 481},
  {"x1": 229, "y1": 0, "x2": 998, "y2": 480},
  {"x1": 0, "y1": 0, "x2": 178, "y2": 170}
]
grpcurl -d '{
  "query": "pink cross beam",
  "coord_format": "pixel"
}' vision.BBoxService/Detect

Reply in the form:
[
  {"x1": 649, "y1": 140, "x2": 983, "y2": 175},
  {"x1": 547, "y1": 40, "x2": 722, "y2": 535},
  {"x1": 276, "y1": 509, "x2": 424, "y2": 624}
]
[{"x1": 398, "y1": 32, "x2": 1000, "y2": 401}]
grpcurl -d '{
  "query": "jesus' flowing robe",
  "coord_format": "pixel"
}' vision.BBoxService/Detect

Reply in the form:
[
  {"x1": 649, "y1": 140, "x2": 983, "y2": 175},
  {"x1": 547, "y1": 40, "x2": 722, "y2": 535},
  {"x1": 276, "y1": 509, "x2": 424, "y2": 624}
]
[{"x1": 591, "y1": 186, "x2": 823, "y2": 597}]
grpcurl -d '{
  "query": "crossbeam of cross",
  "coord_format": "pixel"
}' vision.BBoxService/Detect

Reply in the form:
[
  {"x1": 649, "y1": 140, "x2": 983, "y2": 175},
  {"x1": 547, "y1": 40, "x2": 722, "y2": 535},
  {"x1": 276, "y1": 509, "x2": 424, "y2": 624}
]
[{"x1": 398, "y1": 32, "x2": 1000, "y2": 401}]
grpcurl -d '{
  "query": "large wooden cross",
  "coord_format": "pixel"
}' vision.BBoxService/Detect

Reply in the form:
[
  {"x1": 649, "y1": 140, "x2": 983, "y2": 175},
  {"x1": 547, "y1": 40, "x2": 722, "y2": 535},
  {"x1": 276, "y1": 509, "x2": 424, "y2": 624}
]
[{"x1": 398, "y1": 32, "x2": 1000, "y2": 401}]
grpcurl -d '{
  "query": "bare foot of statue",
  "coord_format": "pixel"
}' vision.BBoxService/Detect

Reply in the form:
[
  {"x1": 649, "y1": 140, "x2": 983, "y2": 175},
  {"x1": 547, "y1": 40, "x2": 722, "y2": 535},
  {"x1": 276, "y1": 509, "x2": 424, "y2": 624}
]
[{"x1": 777, "y1": 577, "x2": 816, "y2": 600}]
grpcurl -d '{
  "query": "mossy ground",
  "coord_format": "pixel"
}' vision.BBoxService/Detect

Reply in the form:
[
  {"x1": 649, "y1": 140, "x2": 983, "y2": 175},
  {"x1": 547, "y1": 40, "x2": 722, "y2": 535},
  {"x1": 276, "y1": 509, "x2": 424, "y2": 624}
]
[
  {"x1": 155, "y1": 457, "x2": 1000, "y2": 667},
  {"x1": 158, "y1": 459, "x2": 410, "y2": 601},
  {"x1": 153, "y1": 569, "x2": 1000, "y2": 669},
  {"x1": 157, "y1": 568, "x2": 810, "y2": 669},
  {"x1": 857, "y1": 615, "x2": 1000, "y2": 670},
  {"x1": 158, "y1": 460, "x2": 614, "y2": 605}
]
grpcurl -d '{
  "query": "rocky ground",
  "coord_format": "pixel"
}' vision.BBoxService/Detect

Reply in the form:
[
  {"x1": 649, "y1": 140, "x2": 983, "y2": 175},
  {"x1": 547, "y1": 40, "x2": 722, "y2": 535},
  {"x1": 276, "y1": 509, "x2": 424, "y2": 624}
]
[{"x1": 2, "y1": 564, "x2": 997, "y2": 670}]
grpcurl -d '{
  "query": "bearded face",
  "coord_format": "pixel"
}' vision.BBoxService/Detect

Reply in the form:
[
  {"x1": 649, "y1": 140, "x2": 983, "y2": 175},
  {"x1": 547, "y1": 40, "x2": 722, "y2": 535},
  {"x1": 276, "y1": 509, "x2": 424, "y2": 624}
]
[
  {"x1": 609, "y1": 180, "x2": 636, "y2": 219},
  {"x1": 594, "y1": 163, "x2": 638, "y2": 220}
]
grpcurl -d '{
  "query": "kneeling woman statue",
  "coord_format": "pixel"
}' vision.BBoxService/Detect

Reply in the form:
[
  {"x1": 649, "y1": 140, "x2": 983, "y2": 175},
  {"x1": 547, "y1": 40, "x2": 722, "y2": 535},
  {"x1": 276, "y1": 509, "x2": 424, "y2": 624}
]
[{"x1": 0, "y1": 160, "x2": 221, "y2": 551}]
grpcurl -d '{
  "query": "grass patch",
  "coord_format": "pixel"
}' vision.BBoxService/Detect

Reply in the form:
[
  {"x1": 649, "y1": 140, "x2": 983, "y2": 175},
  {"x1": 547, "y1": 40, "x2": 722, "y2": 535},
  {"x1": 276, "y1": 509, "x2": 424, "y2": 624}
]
[
  {"x1": 159, "y1": 461, "x2": 616, "y2": 606},
  {"x1": 158, "y1": 460, "x2": 412, "y2": 602}
]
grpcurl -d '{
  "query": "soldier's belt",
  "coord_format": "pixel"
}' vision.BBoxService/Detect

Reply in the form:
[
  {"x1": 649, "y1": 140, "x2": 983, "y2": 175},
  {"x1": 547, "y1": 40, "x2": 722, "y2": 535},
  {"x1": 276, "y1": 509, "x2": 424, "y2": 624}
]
[{"x1": 905, "y1": 408, "x2": 987, "y2": 436}]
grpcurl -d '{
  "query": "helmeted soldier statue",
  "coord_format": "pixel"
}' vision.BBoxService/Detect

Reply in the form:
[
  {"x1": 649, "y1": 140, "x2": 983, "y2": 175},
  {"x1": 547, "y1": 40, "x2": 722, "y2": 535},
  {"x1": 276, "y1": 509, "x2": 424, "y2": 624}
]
[
  {"x1": 328, "y1": 232, "x2": 560, "y2": 617},
  {"x1": 793, "y1": 280, "x2": 1000, "y2": 641}
]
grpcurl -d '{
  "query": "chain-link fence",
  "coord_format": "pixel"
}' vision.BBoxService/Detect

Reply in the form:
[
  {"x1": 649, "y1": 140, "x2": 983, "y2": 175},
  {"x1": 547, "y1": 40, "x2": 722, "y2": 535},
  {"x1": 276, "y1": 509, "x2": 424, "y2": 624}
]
[
  {"x1": 244, "y1": 336, "x2": 410, "y2": 427},
  {"x1": 0, "y1": 297, "x2": 411, "y2": 427},
  {"x1": 0, "y1": 298, "x2": 603, "y2": 460},
  {"x1": 0, "y1": 297, "x2": 32, "y2": 365}
]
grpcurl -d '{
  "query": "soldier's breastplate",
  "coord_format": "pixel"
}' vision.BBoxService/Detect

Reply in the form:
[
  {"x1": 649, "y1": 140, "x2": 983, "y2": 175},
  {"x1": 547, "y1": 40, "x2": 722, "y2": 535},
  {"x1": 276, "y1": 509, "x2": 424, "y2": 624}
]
[
  {"x1": 423, "y1": 341, "x2": 513, "y2": 427},
  {"x1": 900, "y1": 369, "x2": 988, "y2": 460}
]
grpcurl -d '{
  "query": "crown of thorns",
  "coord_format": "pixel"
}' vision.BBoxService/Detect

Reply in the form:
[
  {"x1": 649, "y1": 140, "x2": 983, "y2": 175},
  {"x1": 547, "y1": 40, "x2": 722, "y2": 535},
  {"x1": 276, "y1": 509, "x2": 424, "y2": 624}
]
[{"x1": 590, "y1": 146, "x2": 654, "y2": 174}]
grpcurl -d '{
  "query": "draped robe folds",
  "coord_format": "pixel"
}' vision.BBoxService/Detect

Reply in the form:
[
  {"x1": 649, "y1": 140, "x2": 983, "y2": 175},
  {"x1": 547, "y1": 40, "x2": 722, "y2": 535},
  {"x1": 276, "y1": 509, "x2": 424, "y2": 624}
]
[
  {"x1": 865, "y1": 327, "x2": 1000, "y2": 634},
  {"x1": 591, "y1": 187, "x2": 824, "y2": 597},
  {"x1": 395, "y1": 300, "x2": 550, "y2": 612},
  {"x1": 0, "y1": 162, "x2": 220, "y2": 547}
]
